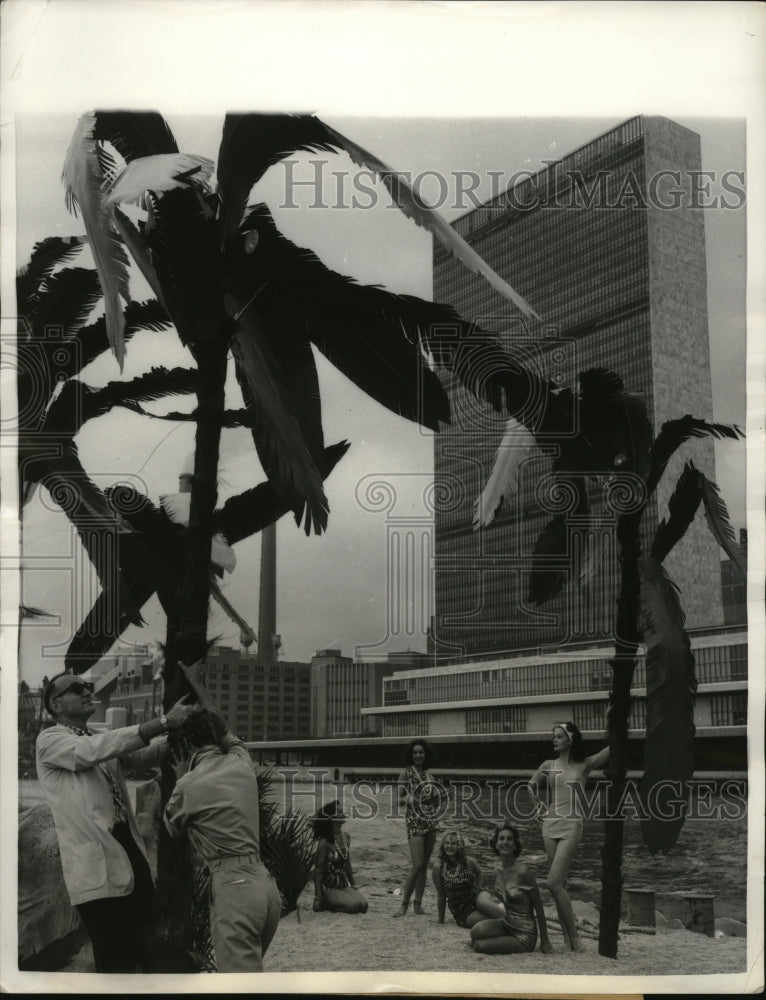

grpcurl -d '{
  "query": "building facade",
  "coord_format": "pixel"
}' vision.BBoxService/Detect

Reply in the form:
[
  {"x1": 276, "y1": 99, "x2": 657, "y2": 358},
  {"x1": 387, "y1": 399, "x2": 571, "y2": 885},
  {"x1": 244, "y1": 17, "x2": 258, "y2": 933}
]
[
  {"x1": 310, "y1": 649, "x2": 435, "y2": 738},
  {"x1": 431, "y1": 116, "x2": 724, "y2": 658},
  {"x1": 204, "y1": 646, "x2": 311, "y2": 741},
  {"x1": 362, "y1": 626, "x2": 747, "y2": 771}
]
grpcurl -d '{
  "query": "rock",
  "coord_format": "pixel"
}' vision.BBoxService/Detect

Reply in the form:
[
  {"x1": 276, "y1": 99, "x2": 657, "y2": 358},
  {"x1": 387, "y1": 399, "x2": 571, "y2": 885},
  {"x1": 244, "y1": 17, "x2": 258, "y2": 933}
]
[
  {"x1": 18, "y1": 803, "x2": 87, "y2": 970},
  {"x1": 715, "y1": 917, "x2": 747, "y2": 938}
]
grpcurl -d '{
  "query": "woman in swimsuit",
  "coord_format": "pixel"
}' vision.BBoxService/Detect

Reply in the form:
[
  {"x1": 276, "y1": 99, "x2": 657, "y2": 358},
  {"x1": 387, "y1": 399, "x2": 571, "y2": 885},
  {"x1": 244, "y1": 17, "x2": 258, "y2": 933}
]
[
  {"x1": 394, "y1": 738, "x2": 442, "y2": 916},
  {"x1": 469, "y1": 823, "x2": 552, "y2": 954},
  {"x1": 311, "y1": 800, "x2": 368, "y2": 914},
  {"x1": 528, "y1": 720, "x2": 609, "y2": 951},
  {"x1": 431, "y1": 831, "x2": 484, "y2": 928}
]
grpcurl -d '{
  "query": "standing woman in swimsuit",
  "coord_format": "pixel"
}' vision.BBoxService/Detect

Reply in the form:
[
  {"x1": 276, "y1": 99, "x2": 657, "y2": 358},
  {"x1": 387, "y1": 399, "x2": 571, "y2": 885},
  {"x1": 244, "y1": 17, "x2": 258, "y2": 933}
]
[
  {"x1": 527, "y1": 721, "x2": 609, "y2": 951},
  {"x1": 394, "y1": 738, "x2": 440, "y2": 916},
  {"x1": 469, "y1": 823, "x2": 552, "y2": 954}
]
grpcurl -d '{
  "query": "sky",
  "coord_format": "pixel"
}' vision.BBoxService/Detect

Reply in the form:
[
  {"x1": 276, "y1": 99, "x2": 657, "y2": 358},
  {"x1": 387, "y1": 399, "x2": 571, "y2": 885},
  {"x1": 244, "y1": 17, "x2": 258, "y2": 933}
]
[{"x1": 1, "y1": 3, "x2": 760, "y2": 690}]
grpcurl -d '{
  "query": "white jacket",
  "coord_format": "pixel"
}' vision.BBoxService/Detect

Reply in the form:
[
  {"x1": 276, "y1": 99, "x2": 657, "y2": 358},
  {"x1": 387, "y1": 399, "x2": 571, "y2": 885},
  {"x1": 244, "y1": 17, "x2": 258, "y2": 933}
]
[{"x1": 36, "y1": 724, "x2": 165, "y2": 905}]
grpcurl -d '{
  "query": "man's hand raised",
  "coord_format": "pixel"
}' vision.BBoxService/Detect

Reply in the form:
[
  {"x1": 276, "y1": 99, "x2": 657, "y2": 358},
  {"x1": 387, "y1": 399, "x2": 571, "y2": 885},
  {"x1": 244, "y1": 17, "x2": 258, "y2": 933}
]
[{"x1": 164, "y1": 694, "x2": 202, "y2": 731}]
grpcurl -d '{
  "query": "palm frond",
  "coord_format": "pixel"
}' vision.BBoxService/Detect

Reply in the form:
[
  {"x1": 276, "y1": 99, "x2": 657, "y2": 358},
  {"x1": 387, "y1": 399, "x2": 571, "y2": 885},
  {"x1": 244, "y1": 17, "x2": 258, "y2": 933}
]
[
  {"x1": 92, "y1": 110, "x2": 179, "y2": 160},
  {"x1": 260, "y1": 810, "x2": 317, "y2": 917},
  {"x1": 66, "y1": 487, "x2": 183, "y2": 671},
  {"x1": 227, "y1": 250, "x2": 329, "y2": 535},
  {"x1": 650, "y1": 461, "x2": 703, "y2": 564},
  {"x1": 637, "y1": 556, "x2": 697, "y2": 855},
  {"x1": 30, "y1": 267, "x2": 103, "y2": 339},
  {"x1": 577, "y1": 370, "x2": 654, "y2": 476},
  {"x1": 16, "y1": 236, "x2": 85, "y2": 317},
  {"x1": 62, "y1": 112, "x2": 132, "y2": 368},
  {"x1": 647, "y1": 416, "x2": 744, "y2": 496},
  {"x1": 473, "y1": 417, "x2": 537, "y2": 529},
  {"x1": 217, "y1": 113, "x2": 341, "y2": 241},
  {"x1": 113, "y1": 207, "x2": 171, "y2": 316},
  {"x1": 19, "y1": 605, "x2": 56, "y2": 620},
  {"x1": 209, "y1": 577, "x2": 256, "y2": 645},
  {"x1": 699, "y1": 473, "x2": 746, "y2": 577},
  {"x1": 237, "y1": 204, "x2": 451, "y2": 431},
  {"x1": 143, "y1": 187, "x2": 225, "y2": 348},
  {"x1": 317, "y1": 118, "x2": 540, "y2": 321},
  {"x1": 103, "y1": 153, "x2": 215, "y2": 208},
  {"x1": 214, "y1": 440, "x2": 350, "y2": 545},
  {"x1": 527, "y1": 479, "x2": 589, "y2": 605},
  {"x1": 76, "y1": 299, "x2": 174, "y2": 373}
]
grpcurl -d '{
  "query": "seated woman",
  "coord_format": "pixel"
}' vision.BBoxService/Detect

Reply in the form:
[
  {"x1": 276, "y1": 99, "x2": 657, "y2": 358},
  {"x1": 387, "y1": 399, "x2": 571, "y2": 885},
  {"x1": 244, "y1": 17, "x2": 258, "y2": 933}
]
[
  {"x1": 310, "y1": 800, "x2": 368, "y2": 915},
  {"x1": 432, "y1": 831, "x2": 484, "y2": 928},
  {"x1": 470, "y1": 823, "x2": 553, "y2": 955}
]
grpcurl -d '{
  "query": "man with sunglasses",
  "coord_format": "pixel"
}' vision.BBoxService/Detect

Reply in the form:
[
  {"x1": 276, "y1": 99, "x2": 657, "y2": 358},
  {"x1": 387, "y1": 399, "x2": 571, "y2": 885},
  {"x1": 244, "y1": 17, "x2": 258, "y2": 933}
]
[{"x1": 36, "y1": 671, "x2": 200, "y2": 973}]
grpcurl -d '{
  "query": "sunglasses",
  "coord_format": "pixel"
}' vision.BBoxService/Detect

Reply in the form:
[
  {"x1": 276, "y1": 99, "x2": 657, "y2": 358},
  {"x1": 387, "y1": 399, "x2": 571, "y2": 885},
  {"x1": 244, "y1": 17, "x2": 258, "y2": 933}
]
[{"x1": 55, "y1": 680, "x2": 94, "y2": 698}]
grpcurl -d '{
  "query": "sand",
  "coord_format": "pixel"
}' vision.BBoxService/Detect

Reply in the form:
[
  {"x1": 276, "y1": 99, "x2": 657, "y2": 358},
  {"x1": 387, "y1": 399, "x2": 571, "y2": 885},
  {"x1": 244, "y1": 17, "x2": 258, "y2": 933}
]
[{"x1": 260, "y1": 886, "x2": 747, "y2": 978}]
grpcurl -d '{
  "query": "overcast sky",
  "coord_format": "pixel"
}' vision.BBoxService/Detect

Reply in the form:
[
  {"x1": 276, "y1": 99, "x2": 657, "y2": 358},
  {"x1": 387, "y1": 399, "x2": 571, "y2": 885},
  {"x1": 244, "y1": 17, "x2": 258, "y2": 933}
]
[{"x1": 2, "y1": 2, "x2": 759, "y2": 687}]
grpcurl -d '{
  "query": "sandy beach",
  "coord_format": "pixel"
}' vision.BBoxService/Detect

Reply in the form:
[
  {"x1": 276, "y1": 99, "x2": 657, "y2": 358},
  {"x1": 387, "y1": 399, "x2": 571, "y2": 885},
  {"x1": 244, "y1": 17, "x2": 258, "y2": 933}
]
[
  {"x1": 57, "y1": 883, "x2": 747, "y2": 982},
  {"x1": 263, "y1": 886, "x2": 748, "y2": 979}
]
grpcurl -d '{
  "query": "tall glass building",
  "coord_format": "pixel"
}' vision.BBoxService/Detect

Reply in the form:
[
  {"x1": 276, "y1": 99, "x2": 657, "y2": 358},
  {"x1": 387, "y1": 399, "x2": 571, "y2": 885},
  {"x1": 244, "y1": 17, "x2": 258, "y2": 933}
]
[{"x1": 431, "y1": 116, "x2": 724, "y2": 658}]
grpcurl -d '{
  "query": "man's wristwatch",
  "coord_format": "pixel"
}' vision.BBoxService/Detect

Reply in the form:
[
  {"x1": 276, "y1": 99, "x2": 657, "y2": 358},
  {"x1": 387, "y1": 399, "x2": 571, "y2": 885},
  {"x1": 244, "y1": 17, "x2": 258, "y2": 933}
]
[{"x1": 160, "y1": 715, "x2": 169, "y2": 732}]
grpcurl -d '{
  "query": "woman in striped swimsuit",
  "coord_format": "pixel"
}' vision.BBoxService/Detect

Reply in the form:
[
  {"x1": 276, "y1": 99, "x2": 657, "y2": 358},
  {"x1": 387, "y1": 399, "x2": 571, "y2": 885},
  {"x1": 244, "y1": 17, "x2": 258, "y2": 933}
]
[{"x1": 432, "y1": 831, "x2": 483, "y2": 927}]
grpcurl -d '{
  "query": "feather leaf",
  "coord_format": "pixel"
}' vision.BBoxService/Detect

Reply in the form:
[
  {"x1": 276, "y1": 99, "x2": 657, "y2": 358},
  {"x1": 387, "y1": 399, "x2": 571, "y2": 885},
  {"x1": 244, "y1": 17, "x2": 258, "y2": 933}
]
[
  {"x1": 647, "y1": 416, "x2": 744, "y2": 496},
  {"x1": 699, "y1": 474, "x2": 747, "y2": 577},
  {"x1": 209, "y1": 577, "x2": 256, "y2": 645},
  {"x1": 527, "y1": 478, "x2": 589, "y2": 605},
  {"x1": 62, "y1": 112, "x2": 132, "y2": 368},
  {"x1": 234, "y1": 205, "x2": 451, "y2": 430},
  {"x1": 318, "y1": 120, "x2": 540, "y2": 321},
  {"x1": 217, "y1": 113, "x2": 340, "y2": 241},
  {"x1": 103, "y1": 153, "x2": 214, "y2": 208},
  {"x1": 92, "y1": 110, "x2": 179, "y2": 160},
  {"x1": 473, "y1": 417, "x2": 536, "y2": 528},
  {"x1": 16, "y1": 236, "x2": 86, "y2": 317},
  {"x1": 638, "y1": 556, "x2": 697, "y2": 854},
  {"x1": 112, "y1": 207, "x2": 171, "y2": 316},
  {"x1": 31, "y1": 267, "x2": 103, "y2": 339},
  {"x1": 650, "y1": 461, "x2": 704, "y2": 564}
]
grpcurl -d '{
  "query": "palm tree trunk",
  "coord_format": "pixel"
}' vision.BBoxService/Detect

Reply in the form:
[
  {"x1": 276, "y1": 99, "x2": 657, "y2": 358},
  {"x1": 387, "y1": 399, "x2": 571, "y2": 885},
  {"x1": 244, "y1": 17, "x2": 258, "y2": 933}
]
[
  {"x1": 599, "y1": 512, "x2": 642, "y2": 958},
  {"x1": 153, "y1": 336, "x2": 229, "y2": 969}
]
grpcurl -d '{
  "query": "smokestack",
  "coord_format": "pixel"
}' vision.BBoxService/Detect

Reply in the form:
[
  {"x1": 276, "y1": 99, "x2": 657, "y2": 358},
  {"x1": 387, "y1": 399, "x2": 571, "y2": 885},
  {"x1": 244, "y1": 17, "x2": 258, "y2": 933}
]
[{"x1": 258, "y1": 522, "x2": 277, "y2": 665}]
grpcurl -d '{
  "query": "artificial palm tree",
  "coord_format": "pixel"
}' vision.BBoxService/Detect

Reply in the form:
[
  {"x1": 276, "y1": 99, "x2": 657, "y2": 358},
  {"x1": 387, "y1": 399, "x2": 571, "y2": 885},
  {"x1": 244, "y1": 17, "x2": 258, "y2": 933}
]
[
  {"x1": 60, "y1": 109, "x2": 543, "y2": 702},
  {"x1": 474, "y1": 367, "x2": 745, "y2": 956}
]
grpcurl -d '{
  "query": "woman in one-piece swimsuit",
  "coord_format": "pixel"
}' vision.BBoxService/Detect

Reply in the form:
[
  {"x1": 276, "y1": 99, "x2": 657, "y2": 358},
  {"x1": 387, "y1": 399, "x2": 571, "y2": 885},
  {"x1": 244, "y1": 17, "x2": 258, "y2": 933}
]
[
  {"x1": 469, "y1": 823, "x2": 552, "y2": 955},
  {"x1": 528, "y1": 721, "x2": 609, "y2": 951},
  {"x1": 431, "y1": 831, "x2": 483, "y2": 928}
]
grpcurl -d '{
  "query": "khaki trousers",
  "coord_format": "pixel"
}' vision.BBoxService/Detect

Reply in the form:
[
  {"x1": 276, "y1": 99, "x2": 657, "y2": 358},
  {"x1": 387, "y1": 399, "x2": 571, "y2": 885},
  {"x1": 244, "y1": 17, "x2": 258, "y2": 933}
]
[{"x1": 209, "y1": 860, "x2": 281, "y2": 972}]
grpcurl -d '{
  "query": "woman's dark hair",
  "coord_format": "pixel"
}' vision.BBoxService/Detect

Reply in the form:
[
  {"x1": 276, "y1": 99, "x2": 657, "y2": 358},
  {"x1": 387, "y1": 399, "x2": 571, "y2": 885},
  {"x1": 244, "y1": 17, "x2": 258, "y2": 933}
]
[
  {"x1": 403, "y1": 738, "x2": 435, "y2": 768},
  {"x1": 553, "y1": 720, "x2": 585, "y2": 762},
  {"x1": 438, "y1": 831, "x2": 467, "y2": 866},
  {"x1": 490, "y1": 823, "x2": 522, "y2": 858},
  {"x1": 309, "y1": 800, "x2": 346, "y2": 843}
]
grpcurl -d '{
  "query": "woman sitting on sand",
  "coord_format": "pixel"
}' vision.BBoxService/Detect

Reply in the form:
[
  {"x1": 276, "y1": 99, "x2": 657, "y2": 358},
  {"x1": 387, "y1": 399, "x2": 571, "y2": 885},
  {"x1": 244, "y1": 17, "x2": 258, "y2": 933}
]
[
  {"x1": 527, "y1": 720, "x2": 609, "y2": 951},
  {"x1": 469, "y1": 823, "x2": 552, "y2": 955},
  {"x1": 394, "y1": 738, "x2": 443, "y2": 917},
  {"x1": 432, "y1": 831, "x2": 484, "y2": 928},
  {"x1": 310, "y1": 800, "x2": 368, "y2": 914}
]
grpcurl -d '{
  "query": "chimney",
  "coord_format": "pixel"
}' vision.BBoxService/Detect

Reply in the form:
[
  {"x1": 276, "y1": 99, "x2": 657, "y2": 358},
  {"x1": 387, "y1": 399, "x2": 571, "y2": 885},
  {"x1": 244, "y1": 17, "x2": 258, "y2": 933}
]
[{"x1": 258, "y1": 522, "x2": 277, "y2": 665}]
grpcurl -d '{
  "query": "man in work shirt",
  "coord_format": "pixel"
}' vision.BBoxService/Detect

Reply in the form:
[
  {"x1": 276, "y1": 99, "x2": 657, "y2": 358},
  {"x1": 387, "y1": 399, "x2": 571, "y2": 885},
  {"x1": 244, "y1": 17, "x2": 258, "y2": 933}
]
[
  {"x1": 163, "y1": 660, "x2": 281, "y2": 973},
  {"x1": 36, "y1": 671, "x2": 200, "y2": 973}
]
